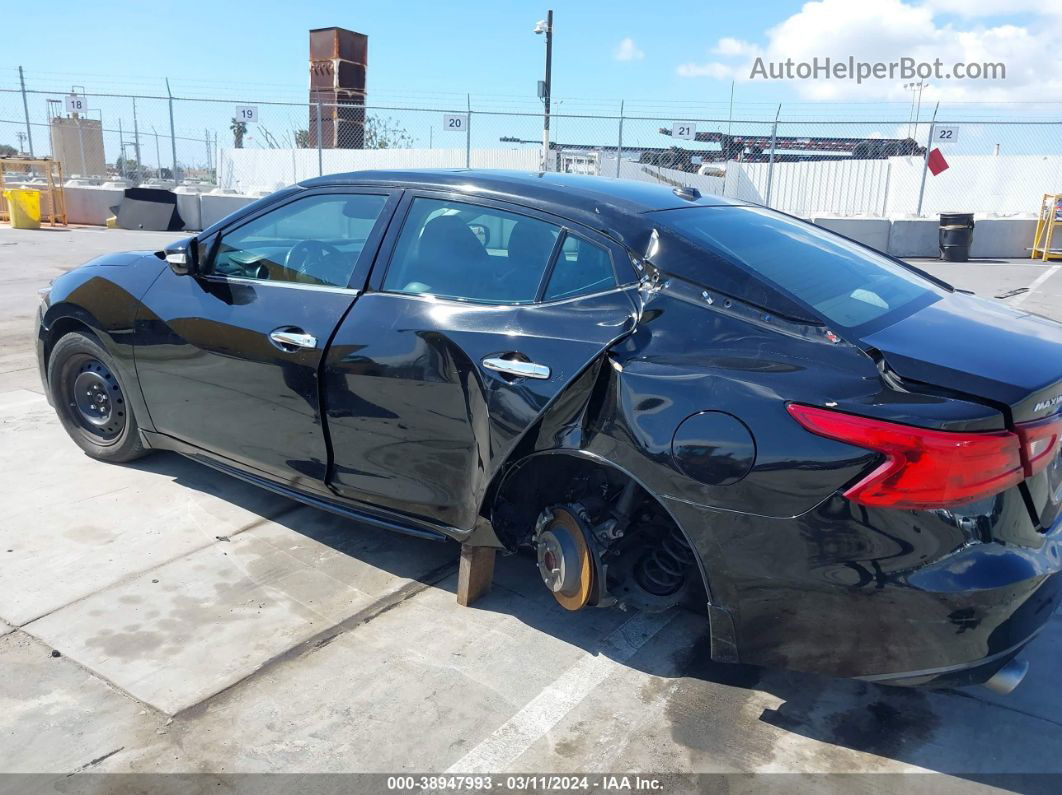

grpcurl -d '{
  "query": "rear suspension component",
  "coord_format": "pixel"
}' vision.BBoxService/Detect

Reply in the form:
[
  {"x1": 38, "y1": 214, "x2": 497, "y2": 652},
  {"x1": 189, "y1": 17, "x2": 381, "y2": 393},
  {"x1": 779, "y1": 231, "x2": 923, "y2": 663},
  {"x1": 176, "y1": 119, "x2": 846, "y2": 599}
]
[{"x1": 634, "y1": 525, "x2": 697, "y2": 595}]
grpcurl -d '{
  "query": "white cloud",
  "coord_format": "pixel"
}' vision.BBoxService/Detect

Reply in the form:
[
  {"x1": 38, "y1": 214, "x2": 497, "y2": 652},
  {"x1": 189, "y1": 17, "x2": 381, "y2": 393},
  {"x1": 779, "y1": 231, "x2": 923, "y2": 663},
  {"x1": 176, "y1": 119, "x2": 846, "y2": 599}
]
[
  {"x1": 712, "y1": 37, "x2": 759, "y2": 57},
  {"x1": 923, "y1": 0, "x2": 1056, "y2": 17},
  {"x1": 675, "y1": 0, "x2": 1062, "y2": 101},
  {"x1": 676, "y1": 61, "x2": 736, "y2": 79},
  {"x1": 614, "y1": 37, "x2": 645, "y2": 62}
]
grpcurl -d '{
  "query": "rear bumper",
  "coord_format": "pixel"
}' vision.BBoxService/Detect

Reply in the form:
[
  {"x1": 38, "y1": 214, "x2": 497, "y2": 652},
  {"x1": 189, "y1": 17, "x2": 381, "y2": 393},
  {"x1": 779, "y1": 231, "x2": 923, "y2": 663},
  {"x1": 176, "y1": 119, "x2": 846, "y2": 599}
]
[{"x1": 667, "y1": 494, "x2": 1062, "y2": 686}]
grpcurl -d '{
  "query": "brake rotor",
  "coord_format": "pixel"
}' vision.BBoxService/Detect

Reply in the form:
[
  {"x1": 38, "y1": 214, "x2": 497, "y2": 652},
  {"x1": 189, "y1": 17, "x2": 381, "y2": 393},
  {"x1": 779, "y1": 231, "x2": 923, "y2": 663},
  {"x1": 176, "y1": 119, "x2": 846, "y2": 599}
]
[{"x1": 534, "y1": 506, "x2": 595, "y2": 611}]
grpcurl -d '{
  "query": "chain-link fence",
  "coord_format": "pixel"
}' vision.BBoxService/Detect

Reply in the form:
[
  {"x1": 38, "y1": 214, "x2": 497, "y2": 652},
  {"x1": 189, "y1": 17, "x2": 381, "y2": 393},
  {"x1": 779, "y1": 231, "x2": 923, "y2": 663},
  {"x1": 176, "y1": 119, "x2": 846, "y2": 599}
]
[{"x1": 2, "y1": 77, "x2": 1060, "y2": 219}]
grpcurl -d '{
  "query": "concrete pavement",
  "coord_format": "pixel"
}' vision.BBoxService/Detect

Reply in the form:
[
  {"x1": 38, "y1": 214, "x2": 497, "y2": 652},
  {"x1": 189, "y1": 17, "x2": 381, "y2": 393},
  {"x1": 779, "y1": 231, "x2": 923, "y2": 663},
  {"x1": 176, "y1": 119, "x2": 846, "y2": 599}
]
[{"x1": 1, "y1": 226, "x2": 1061, "y2": 787}]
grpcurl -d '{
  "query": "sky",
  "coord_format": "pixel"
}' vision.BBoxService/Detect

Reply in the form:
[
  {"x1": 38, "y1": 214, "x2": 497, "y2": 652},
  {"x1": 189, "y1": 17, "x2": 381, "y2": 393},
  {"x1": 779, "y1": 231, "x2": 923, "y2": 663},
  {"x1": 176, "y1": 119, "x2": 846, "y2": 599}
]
[
  {"x1": 6, "y1": 0, "x2": 1061, "y2": 115},
  {"x1": 4, "y1": 0, "x2": 1060, "y2": 168}
]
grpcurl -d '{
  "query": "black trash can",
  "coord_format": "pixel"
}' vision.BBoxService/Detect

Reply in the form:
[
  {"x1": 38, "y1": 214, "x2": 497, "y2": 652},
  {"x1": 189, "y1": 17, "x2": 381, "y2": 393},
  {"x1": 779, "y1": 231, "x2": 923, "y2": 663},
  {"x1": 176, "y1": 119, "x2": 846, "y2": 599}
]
[{"x1": 939, "y1": 212, "x2": 975, "y2": 262}]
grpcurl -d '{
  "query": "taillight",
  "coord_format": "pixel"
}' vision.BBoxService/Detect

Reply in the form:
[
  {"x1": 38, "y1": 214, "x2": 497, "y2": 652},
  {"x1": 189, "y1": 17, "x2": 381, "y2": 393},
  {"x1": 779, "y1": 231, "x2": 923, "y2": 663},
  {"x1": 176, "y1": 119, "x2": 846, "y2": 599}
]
[
  {"x1": 787, "y1": 404, "x2": 1025, "y2": 510},
  {"x1": 1016, "y1": 414, "x2": 1062, "y2": 478}
]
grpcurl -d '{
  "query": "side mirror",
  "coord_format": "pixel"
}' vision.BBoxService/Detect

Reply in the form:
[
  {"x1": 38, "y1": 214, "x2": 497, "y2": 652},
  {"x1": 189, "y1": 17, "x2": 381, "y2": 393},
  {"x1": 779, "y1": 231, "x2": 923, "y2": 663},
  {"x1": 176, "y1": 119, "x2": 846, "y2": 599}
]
[{"x1": 164, "y1": 237, "x2": 198, "y2": 276}]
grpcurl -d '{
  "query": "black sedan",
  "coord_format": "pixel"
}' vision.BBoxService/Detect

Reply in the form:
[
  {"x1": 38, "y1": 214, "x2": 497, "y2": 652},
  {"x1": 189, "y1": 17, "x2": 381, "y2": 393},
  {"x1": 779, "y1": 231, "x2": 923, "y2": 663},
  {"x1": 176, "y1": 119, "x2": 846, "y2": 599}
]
[{"x1": 36, "y1": 170, "x2": 1062, "y2": 692}]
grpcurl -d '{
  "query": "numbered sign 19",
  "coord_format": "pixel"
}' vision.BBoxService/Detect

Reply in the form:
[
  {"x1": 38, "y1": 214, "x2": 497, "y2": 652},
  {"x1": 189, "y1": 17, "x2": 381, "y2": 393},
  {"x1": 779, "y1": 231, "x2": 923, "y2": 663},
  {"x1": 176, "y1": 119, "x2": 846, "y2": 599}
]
[
  {"x1": 65, "y1": 94, "x2": 86, "y2": 113},
  {"x1": 935, "y1": 125, "x2": 959, "y2": 144},
  {"x1": 672, "y1": 121, "x2": 696, "y2": 140},
  {"x1": 443, "y1": 113, "x2": 468, "y2": 132},
  {"x1": 234, "y1": 105, "x2": 259, "y2": 123}
]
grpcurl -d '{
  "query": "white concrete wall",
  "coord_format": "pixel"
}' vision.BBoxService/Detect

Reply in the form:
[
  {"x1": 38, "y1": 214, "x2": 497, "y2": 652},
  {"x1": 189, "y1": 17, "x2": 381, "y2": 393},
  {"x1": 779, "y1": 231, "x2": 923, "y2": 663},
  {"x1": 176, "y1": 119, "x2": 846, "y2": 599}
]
[
  {"x1": 200, "y1": 193, "x2": 258, "y2": 230},
  {"x1": 217, "y1": 147, "x2": 540, "y2": 193},
  {"x1": 883, "y1": 154, "x2": 1062, "y2": 217},
  {"x1": 731, "y1": 159, "x2": 891, "y2": 217},
  {"x1": 63, "y1": 185, "x2": 125, "y2": 226},
  {"x1": 812, "y1": 216, "x2": 891, "y2": 251},
  {"x1": 886, "y1": 218, "x2": 939, "y2": 257},
  {"x1": 608, "y1": 158, "x2": 726, "y2": 194}
]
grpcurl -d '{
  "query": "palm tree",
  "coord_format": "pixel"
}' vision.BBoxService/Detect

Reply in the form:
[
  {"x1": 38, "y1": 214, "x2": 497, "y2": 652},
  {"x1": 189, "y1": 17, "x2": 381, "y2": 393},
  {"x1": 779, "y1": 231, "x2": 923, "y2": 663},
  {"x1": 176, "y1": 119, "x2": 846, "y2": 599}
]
[{"x1": 230, "y1": 118, "x2": 247, "y2": 149}]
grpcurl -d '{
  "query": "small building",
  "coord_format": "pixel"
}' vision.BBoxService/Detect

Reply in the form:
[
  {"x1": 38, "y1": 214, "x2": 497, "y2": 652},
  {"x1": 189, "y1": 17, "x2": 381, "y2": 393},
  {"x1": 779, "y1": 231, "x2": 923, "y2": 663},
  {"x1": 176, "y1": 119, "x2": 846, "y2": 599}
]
[{"x1": 49, "y1": 116, "x2": 106, "y2": 178}]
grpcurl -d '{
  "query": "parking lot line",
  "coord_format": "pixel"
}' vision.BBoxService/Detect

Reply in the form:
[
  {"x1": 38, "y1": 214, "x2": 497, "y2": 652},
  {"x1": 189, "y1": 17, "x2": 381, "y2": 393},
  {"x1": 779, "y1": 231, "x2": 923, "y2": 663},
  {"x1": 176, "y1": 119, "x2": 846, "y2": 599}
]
[
  {"x1": 1009, "y1": 265, "x2": 1060, "y2": 306},
  {"x1": 446, "y1": 609, "x2": 677, "y2": 773}
]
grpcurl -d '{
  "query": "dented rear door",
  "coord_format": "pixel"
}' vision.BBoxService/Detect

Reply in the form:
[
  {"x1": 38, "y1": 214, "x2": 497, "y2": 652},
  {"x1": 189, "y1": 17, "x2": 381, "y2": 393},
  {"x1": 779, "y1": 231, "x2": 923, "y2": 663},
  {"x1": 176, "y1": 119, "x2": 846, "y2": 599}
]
[{"x1": 320, "y1": 193, "x2": 639, "y2": 531}]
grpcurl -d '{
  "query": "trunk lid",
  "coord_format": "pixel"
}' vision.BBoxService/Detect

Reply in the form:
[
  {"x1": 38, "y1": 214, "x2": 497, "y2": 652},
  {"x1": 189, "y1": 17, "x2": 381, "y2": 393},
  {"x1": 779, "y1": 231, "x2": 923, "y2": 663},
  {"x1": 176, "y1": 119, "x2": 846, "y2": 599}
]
[{"x1": 861, "y1": 291, "x2": 1062, "y2": 530}]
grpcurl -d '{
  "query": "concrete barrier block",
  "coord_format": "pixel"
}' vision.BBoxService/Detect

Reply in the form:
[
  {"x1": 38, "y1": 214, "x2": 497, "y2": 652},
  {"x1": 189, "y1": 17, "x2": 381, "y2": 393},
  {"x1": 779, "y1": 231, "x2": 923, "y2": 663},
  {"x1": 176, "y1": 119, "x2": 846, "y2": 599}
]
[
  {"x1": 811, "y1": 217, "x2": 891, "y2": 253},
  {"x1": 886, "y1": 218, "x2": 939, "y2": 257},
  {"x1": 63, "y1": 185, "x2": 126, "y2": 226},
  {"x1": 969, "y1": 218, "x2": 1039, "y2": 259},
  {"x1": 173, "y1": 191, "x2": 203, "y2": 231},
  {"x1": 200, "y1": 194, "x2": 258, "y2": 229}
]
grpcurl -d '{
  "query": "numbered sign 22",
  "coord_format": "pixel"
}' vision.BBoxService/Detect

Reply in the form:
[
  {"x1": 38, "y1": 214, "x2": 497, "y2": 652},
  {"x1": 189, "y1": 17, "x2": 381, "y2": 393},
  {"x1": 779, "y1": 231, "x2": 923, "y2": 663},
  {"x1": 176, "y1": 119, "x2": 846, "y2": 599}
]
[
  {"x1": 443, "y1": 113, "x2": 467, "y2": 132},
  {"x1": 235, "y1": 105, "x2": 259, "y2": 123},
  {"x1": 935, "y1": 125, "x2": 959, "y2": 144},
  {"x1": 65, "y1": 94, "x2": 86, "y2": 113},
  {"x1": 672, "y1": 122, "x2": 696, "y2": 140}
]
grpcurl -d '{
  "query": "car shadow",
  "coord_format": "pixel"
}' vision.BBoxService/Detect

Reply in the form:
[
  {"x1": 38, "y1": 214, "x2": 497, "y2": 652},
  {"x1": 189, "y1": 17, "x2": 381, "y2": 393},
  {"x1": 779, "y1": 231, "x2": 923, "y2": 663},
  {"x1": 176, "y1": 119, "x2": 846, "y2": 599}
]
[
  {"x1": 121, "y1": 450, "x2": 1062, "y2": 782},
  {"x1": 118, "y1": 450, "x2": 457, "y2": 589},
  {"x1": 456, "y1": 553, "x2": 1062, "y2": 782}
]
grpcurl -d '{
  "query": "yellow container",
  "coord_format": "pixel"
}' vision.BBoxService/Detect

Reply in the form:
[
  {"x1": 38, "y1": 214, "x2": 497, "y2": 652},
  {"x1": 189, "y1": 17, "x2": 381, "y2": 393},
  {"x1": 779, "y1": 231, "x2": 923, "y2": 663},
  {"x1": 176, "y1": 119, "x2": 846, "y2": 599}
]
[{"x1": 3, "y1": 189, "x2": 41, "y2": 229}]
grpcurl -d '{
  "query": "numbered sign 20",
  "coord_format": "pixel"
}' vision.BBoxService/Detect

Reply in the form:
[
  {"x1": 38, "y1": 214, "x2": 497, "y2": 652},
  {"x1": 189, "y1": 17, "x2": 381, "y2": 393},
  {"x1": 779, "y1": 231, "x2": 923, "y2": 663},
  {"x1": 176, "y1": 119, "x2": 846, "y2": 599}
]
[
  {"x1": 65, "y1": 94, "x2": 86, "y2": 113},
  {"x1": 234, "y1": 106, "x2": 259, "y2": 123},
  {"x1": 935, "y1": 125, "x2": 959, "y2": 144},
  {"x1": 443, "y1": 113, "x2": 468, "y2": 132},
  {"x1": 672, "y1": 121, "x2": 696, "y2": 140}
]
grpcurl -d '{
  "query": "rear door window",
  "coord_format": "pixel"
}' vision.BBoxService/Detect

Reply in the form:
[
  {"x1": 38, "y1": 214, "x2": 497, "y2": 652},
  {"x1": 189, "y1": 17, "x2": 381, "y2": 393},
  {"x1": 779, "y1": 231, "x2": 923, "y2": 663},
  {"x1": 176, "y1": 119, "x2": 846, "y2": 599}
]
[
  {"x1": 653, "y1": 206, "x2": 943, "y2": 330},
  {"x1": 383, "y1": 197, "x2": 560, "y2": 304},
  {"x1": 543, "y1": 236, "x2": 616, "y2": 301}
]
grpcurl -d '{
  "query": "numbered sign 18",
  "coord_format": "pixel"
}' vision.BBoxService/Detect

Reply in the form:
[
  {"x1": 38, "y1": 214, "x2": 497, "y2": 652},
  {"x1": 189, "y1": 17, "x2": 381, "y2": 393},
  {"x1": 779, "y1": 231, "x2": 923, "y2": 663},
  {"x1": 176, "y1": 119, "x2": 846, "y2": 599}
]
[
  {"x1": 65, "y1": 94, "x2": 86, "y2": 113},
  {"x1": 935, "y1": 125, "x2": 959, "y2": 144},
  {"x1": 234, "y1": 105, "x2": 259, "y2": 123},
  {"x1": 672, "y1": 121, "x2": 696, "y2": 140},
  {"x1": 443, "y1": 113, "x2": 467, "y2": 132}
]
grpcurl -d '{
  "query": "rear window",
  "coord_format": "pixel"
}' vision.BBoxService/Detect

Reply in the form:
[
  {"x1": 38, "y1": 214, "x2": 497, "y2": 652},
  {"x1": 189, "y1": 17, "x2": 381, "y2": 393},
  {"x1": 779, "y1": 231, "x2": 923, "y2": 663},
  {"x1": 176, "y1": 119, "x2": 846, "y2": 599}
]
[{"x1": 654, "y1": 206, "x2": 943, "y2": 330}]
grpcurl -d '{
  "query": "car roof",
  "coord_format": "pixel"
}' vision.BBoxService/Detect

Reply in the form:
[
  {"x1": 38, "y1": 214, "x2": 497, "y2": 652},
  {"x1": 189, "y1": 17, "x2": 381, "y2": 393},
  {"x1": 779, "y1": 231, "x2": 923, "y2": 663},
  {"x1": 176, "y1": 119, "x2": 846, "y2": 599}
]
[{"x1": 298, "y1": 169, "x2": 747, "y2": 248}]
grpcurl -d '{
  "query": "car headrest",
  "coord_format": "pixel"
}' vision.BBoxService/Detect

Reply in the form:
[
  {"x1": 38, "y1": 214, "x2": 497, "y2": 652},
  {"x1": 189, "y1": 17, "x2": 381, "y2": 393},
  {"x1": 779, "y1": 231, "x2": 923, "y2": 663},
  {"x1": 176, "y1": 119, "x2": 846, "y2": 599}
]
[
  {"x1": 508, "y1": 221, "x2": 556, "y2": 267},
  {"x1": 418, "y1": 215, "x2": 486, "y2": 265}
]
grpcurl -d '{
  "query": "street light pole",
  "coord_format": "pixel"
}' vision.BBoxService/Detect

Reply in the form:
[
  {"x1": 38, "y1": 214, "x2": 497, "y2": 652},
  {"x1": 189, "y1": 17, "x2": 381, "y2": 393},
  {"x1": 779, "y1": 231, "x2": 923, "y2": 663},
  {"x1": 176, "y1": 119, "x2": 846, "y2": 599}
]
[{"x1": 535, "y1": 10, "x2": 553, "y2": 171}]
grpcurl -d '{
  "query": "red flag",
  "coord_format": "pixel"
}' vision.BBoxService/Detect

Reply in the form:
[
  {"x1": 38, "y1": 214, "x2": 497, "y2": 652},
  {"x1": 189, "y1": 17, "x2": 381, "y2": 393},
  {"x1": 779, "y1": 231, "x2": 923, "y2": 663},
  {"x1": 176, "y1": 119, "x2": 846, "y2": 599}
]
[{"x1": 927, "y1": 147, "x2": 949, "y2": 176}]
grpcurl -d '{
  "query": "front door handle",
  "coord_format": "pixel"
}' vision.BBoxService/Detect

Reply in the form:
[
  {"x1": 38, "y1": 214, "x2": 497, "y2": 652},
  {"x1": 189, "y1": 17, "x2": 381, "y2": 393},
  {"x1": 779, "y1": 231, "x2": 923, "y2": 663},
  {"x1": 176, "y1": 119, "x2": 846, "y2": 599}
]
[
  {"x1": 482, "y1": 356, "x2": 551, "y2": 380},
  {"x1": 269, "y1": 328, "x2": 317, "y2": 350}
]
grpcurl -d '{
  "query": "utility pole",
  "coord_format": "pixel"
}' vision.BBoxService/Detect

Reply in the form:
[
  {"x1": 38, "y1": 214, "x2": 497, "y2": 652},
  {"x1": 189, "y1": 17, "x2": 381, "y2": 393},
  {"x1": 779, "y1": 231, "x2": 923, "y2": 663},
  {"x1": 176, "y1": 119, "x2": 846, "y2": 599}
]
[
  {"x1": 18, "y1": 66, "x2": 34, "y2": 157},
  {"x1": 534, "y1": 10, "x2": 553, "y2": 171},
  {"x1": 727, "y1": 80, "x2": 735, "y2": 139},
  {"x1": 152, "y1": 127, "x2": 162, "y2": 180},
  {"x1": 764, "y1": 104, "x2": 781, "y2": 208},
  {"x1": 915, "y1": 101, "x2": 940, "y2": 217},
  {"x1": 132, "y1": 97, "x2": 143, "y2": 183},
  {"x1": 165, "y1": 78, "x2": 178, "y2": 182},
  {"x1": 904, "y1": 81, "x2": 928, "y2": 140},
  {"x1": 118, "y1": 117, "x2": 126, "y2": 179}
]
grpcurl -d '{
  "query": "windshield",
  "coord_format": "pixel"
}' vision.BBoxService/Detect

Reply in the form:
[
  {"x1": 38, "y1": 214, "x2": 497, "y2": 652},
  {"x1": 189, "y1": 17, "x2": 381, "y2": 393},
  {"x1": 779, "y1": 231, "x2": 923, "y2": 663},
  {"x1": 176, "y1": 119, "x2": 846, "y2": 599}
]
[{"x1": 653, "y1": 206, "x2": 943, "y2": 331}]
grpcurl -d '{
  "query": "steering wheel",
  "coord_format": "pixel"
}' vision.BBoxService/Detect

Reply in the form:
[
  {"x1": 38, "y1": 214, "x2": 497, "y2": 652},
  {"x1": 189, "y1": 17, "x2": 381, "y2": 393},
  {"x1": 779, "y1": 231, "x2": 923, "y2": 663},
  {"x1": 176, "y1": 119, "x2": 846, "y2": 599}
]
[{"x1": 284, "y1": 239, "x2": 343, "y2": 281}]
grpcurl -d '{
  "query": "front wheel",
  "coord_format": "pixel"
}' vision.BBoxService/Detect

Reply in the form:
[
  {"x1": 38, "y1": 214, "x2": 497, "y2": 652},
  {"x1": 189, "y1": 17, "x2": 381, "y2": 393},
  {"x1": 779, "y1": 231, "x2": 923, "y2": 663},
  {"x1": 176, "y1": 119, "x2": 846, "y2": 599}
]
[{"x1": 47, "y1": 331, "x2": 148, "y2": 463}]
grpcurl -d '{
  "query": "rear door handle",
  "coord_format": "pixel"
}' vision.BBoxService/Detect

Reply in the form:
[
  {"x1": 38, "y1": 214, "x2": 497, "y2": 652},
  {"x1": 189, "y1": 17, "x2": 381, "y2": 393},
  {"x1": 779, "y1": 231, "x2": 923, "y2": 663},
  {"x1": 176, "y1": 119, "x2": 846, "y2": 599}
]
[
  {"x1": 482, "y1": 356, "x2": 551, "y2": 380},
  {"x1": 269, "y1": 328, "x2": 318, "y2": 350}
]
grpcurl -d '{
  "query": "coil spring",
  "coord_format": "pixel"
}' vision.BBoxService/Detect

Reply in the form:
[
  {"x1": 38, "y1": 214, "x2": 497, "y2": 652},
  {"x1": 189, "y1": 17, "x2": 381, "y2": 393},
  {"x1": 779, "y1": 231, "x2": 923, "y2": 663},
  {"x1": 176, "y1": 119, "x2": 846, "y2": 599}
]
[{"x1": 634, "y1": 526, "x2": 696, "y2": 595}]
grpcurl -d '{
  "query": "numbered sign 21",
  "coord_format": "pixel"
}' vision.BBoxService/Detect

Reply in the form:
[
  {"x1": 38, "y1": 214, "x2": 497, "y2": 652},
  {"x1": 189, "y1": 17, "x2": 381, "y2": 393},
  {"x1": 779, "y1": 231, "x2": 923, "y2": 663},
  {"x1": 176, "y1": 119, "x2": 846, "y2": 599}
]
[
  {"x1": 443, "y1": 113, "x2": 467, "y2": 132},
  {"x1": 672, "y1": 121, "x2": 697, "y2": 140},
  {"x1": 234, "y1": 106, "x2": 259, "y2": 123}
]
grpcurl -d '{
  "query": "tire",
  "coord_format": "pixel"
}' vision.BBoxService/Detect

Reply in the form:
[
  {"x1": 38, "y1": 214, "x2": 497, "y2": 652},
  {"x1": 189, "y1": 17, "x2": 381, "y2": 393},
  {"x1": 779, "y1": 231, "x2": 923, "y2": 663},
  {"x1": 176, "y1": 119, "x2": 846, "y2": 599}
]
[{"x1": 46, "y1": 331, "x2": 148, "y2": 463}]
